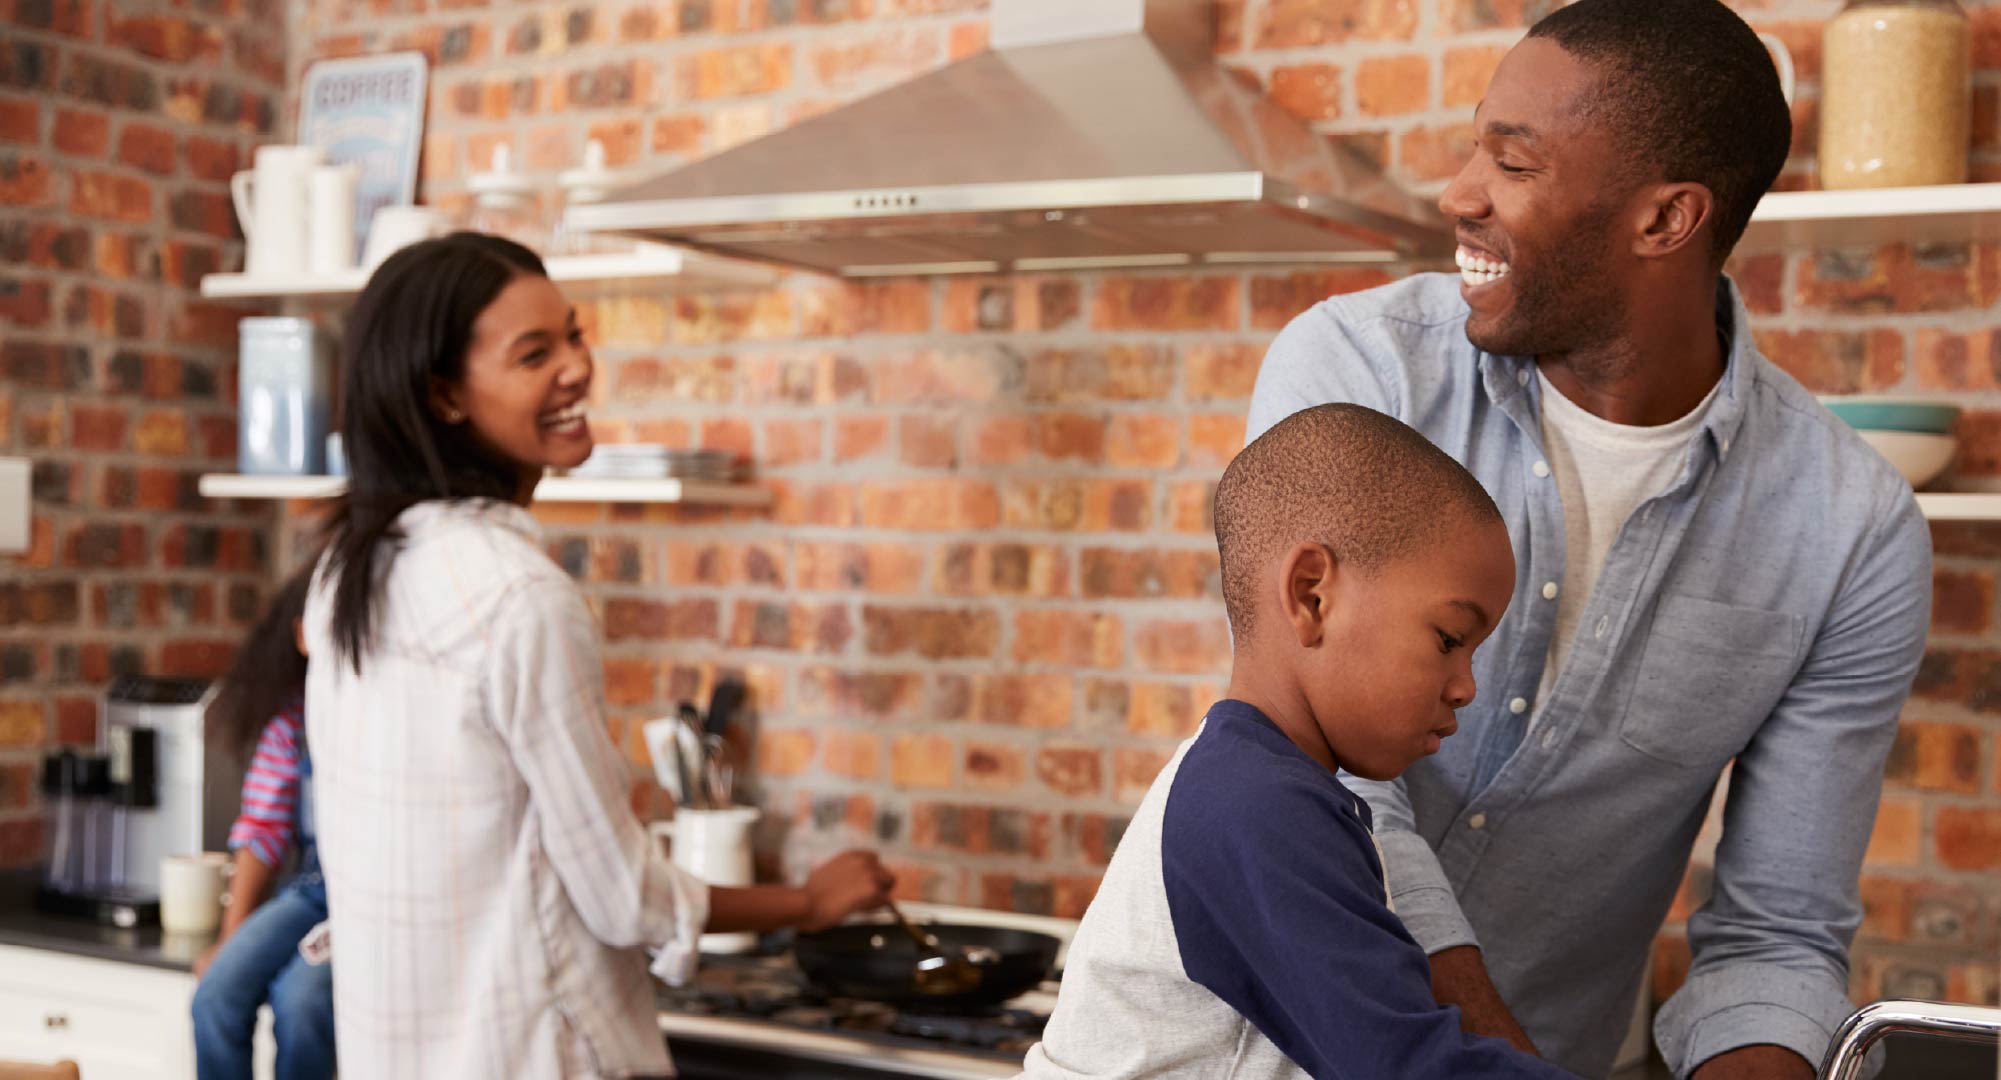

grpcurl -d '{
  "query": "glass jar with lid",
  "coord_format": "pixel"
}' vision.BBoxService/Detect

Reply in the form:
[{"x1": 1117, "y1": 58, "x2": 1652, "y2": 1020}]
[
  {"x1": 466, "y1": 143, "x2": 548, "y2": 251},
  {"x1": 1819, "y1": 0, "x2": 1970, "y2": 190}
]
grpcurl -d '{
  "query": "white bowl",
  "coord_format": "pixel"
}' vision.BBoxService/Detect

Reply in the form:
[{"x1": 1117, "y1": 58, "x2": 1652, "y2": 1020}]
[{"x1": 1858, "y1": 430, "x2": 1957, "y2": 489}]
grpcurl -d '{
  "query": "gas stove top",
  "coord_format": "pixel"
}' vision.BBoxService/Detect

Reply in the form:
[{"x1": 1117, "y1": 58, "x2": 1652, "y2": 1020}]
[{"x1": 657, "y1": 951, "x2": 1056, "y2": 1079}]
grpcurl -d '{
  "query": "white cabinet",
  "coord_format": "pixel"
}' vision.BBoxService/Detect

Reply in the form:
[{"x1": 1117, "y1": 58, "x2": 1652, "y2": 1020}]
[{"x1": 0, "y1": 945, "x2": 276, "y2": 1080}]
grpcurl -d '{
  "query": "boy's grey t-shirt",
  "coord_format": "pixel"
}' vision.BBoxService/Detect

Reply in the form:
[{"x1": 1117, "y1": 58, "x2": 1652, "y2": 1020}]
[{"x1": 1019, "y1": 700, "x2": 1575, "y2": 1080}]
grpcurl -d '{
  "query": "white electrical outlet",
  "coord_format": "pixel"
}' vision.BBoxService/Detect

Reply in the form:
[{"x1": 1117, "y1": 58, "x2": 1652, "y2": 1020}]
[{"x1": 0, "y1": 457, "x2": 29, "y2": 554}]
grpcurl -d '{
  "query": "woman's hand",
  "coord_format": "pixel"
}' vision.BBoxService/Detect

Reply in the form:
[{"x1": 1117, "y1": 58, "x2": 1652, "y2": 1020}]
[{"x1": 801, "y1": 851, "x2": 896, "y2": 932}]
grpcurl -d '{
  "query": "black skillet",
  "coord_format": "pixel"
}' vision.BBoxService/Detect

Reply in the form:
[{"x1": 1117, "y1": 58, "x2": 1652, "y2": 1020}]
[{"x1": 793, "y1": 923, "x2": 1061, "y2": 1012}]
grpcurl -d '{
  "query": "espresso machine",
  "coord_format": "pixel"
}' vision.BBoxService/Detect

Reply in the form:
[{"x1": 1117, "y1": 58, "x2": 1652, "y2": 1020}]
[{"x1": 39, "y1": 676, "x2": 242, "y2": 927}]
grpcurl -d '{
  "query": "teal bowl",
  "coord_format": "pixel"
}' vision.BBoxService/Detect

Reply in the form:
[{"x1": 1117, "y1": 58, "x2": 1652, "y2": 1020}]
[{"x1": 1819, "y1": 397, "x2": 1960, "y2": 435}]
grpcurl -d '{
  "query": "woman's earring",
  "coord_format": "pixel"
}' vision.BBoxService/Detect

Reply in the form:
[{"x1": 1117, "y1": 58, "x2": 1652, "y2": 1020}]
[{"x1": 444, "y1": 408, "x2": 464, "y2": 423}]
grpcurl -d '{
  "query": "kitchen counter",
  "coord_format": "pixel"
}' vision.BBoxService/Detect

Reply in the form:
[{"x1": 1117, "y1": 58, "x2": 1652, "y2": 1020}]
[{"x1": 0, "y1": 871, "x2": 210, "y2": 973}]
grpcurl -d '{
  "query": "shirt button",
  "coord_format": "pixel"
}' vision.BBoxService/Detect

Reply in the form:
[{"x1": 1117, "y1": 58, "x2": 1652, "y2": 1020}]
[
  {"x1": 1594, "y1": 616, "x2": 1609, "y2": 639},
  {"x1": 1509, "y1": 697, "x2": 1528, "y2": 715},
  {"x1": 1468, "y1": 813, "x2": 1488, "y2": 830},
  {"x1": 1542, "y1": 582, "x2": 1559, "y2": 601},
  {"x1": 1721, "y1": 438, "x2": 1730, "y2": 455},
  {"x1": 1541, "y1": 726, "x2": 1559, "y2": 750},
  {"x1": 1532, "y1": 460, "x2": 1551, "y2": 478},
  {"x1": 1516, "y1": 368, "x2": 1530, "y2": 387}
]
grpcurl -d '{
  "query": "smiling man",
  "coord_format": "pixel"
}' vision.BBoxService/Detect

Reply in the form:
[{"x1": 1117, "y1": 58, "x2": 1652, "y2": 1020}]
[{"x1": 1245, "y1": 1, "x2": 1933, "y2": 1079}]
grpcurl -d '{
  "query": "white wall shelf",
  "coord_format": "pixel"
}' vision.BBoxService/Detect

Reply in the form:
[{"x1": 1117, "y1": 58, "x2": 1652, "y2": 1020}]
[
  {"x1": 199, "y1": 244, "x2": 776, "y2": 301},
  {"x1": 1916, "y1": 493, "x2": 2001, "y2": 522},
  {"x1": 1740, "y1": 182, "x2": 2001, "y2": 253},
  {"x1": 198, "y1": 473, "x2": 771, "y2": 507}
]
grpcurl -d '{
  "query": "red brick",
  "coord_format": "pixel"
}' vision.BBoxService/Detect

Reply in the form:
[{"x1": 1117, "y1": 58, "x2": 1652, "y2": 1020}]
[
  {"x1": 699, "y1": 417, "x2": 754, "y2": 458},
  {"x1": 1013, "y1": 610, "x2": 1123, "y2": 668},
  {"x1": 967, "y1": 415, "x2": 1033, "y2": 467},
  {"x1": 1184, "y1": 343, "x2": 1264, "y2": 401},
  {"x1": 948, "y1": 20, "x2": 987, "y2": 60},
  {"x1": 872, "y1": 349, "x2": 1010, "y2": 405},
  {"x1": 1447, "y1": 0, "x2": 1562, "y2": 32},
  {"x1": 1796, "y1": 246, "x2": 2001, "y2": 315},
  {"x1": 1753, "y1": 329, "x2": 1904, "y2": 395},
  {"x1": 761, "y1": 417, "x2": 824, "y2": 467},
  {"x1": 898, "y1": 414, "x2": 958, "y2": 468},
  {"x1": 1129, "y1": 681, "x2": 1211, "y2": 738},
  {"x1": 0, "y1": 276, "x2": 51, "y2": 328},
  {"x1": 1726, "y1": 253, "x2": 1786, "y2": 316},
  {"x1": 1958, "y1": 411, "x2": 2001, "y2": 476},
  {"x1": 1092, "y1": 276, "x2": 1241, "y2": 332},
  {"x1": 1025, "y1": 345, "x2": 1174, "y2": 402},
  {"x1": 796, "y1": 667, "x2": 927, "y2": 720},
  {"x1": 69, "y1": 404, "x2": 127, "y2": 450},
  {"x1": 833, "y1": 415, "x2": 891, "y2": 462},
  {"x1": 1889, "y1": 721, "x2": 1985, "y2": 795},
  {"x1": 70, "y1": 170, "x2": 152, "y2": 223},
  {"x1": 1256, "y1": 0, "x2": 1417, "y2": 46},
  {"x1": 858, "y1": 479, "x2": 1000, "y2": 530},
  {"x1": 0, "y1": 97, "x2": 36, "y2": 143},
  {"x1": 131, "y1": 408, "x2": 187, "y2": 455},
  {"x1": 1080, "y1": 547, "x2": 1220, "y2": 600},
  {"x1": 760, "y1": 729, "x2": 816, "y2": 776},
  {"x1": 1864, "y1": 796, "x2": 1922, "y2": 867},
  {"x1": 863, "y1": 606, "x2": 998, "y2": 660},
  {"x1": 1188, "y1": 413, "x2": 1245, "y2": 467},
  {"x1": 1398, "y1": 123, "x2": 1477, "y2": 184},
  {"x1": 1249, "y1": 269, "x2": 1394, "y2": 329},
  {"x1": 115, "y1": 122, "x2": 176, "y2": 175},
  {"x1": 1936, "y1": 806, "x2": 2001, "y2": 871},
  {"x1": 1114, "y1": 747, "x2": 1171, "y2": 804},
  {"x1": 935, "y1": 542, "x2": 1068, "y2": 598},
  {"x1": 0, "y1": 702, "x2": 45, "y2": 748},
  {"x1": 1442, "y1": 45, "x2": 1508, "y2": 109},
  {"x1": 1934, "y1": 568, "x2": 1994, "y2": 634},
  {"x1": 963, "y1": 740, "x2": 1025, "y2": 793},
  {"x1": 652, "y1": 113, "x2": 707, "y2": 155},
  {"x1": 1108, "y1": 413, "x2": 1182, "y2": 469},
  {"x1": 680, "y1": 43, "x2": 792, "y2": 99},
  {"x1": 160, "y1": 639, "x2": 234, "y2": 678},
  {"x1": 1003, "y1": 478, "x2": 1153, "y2": 533},
  {"x1": 794, "y1": 541, "x2": 926, "y2": 594},
  {"x1": 602, "y1": 658, "x2": 659, "y2": 706},
  {"x1": 1356, "y1": 55, "x2": 1430, "y2": 117},
  {"x1": 890, "y1": 733, "x2": 955, "y2": 790},
  {"x1": 585, "y1": 117, "x2": 644, "y2": 166},
  {"x1": 967, "y1": 674, "x2": 1073, "y2": 729},
  {"x1": 1914, "y1": 328, "x2": 2001, "y2": 391},
  {"x1": 808, "y1": 27, "x2": 939, "y2": 90},
  {"x1": 1036, "y1": 745, "x2": 1103, "y2": 798},
  {"x1": 0, "y1": 155, "x2": 55, "y2": 207},
  {"x1": 1036, "y1": 412, "x2": 1106, "y2": 463},
  {"x1": 602, "y1": 598, "x2": 719, "y2": 641},
  {"x1": 1268, "y1": 63, "x2": 1341, "y2": 121},
  {"x1": 821, "y1": 728, "x2": 882, "y2": 781},
  {"x1": 52, "y1": 108, "x2": 110, "y2": 157},
  {"x1": 1135, "y1": 618, "x2": 1232, "y2": 675}
]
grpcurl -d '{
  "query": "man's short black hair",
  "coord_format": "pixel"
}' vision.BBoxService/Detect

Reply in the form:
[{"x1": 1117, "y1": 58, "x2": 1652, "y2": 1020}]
[
  {"x1": 1214, "y1": 404, "x2": 1502, "y2": 638},
  {"x1": 1528, "y1": 0, "x2": 1792, "y2": 268}
]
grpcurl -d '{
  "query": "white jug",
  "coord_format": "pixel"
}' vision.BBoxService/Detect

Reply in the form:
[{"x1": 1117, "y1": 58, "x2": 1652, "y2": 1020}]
[
  {"x1": 649, "y1": 807, "x2": 761, "y2": 954},
  {"x1": 231, "y1": 145, "x2": 323, "y2": 279},
  {"x1": 307, "y1": 161, "x2": 361, "y2": 275}
]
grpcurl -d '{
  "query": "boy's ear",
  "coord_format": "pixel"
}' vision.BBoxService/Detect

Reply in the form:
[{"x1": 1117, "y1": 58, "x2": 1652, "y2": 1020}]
[{"x1": 1279, "y1": 542, "x2": 1338, "y2": 648}]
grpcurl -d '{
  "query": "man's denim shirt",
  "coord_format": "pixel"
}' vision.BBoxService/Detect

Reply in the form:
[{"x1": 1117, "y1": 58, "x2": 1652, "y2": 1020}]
[{"x1": 1246, "y1": 273, "x2": 1931, "y2": 1078}]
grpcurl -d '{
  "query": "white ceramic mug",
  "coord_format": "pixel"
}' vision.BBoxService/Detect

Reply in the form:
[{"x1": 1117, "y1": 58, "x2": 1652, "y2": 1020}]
[
  {"x1": 159, "y1": 852, "x2": 230, "y2": 935},
  {"x1": 361, "y1": 205, "x2": 452, "y2": 269},
  {"x1": 307, "y1": 162, "x2": 361, "y2": 275},
  {"x1": 230, "y1": 145, "x2": 323, "y2": 279},
  {"x1": 650, "y1": 807, "x2": 761, "y2": 954}
]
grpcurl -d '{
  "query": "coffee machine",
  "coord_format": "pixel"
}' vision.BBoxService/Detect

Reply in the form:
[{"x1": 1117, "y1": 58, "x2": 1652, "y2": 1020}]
[{"x1": 39, "y1": 676, "x2": 243, "y2": 927}]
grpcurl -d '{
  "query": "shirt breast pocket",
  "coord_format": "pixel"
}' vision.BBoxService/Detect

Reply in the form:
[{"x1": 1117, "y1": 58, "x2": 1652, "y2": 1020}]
[{"x1": 1620, "y1": 594, "x2": 1807, "y2": 768}]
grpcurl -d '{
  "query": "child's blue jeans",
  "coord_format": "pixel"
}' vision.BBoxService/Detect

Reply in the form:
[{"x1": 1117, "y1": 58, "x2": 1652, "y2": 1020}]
[{"x1": 191, "y1": 876, "x2": 333, "y2": 1080}]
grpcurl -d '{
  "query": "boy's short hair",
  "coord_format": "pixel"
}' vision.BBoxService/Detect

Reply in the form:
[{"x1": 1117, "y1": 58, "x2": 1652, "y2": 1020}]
[{"x1": 1215, "y1": 404, "x2": 1502, "y2": 636}]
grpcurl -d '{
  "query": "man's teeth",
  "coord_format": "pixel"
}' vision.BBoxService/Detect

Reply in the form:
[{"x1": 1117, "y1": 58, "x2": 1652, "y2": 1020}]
[
  {"x1": 1455, "y1": 246, "x2": 1512, "y2": 287},
  {"x1": 540, "y1": 403, "x2": 587, "y2": 427}
]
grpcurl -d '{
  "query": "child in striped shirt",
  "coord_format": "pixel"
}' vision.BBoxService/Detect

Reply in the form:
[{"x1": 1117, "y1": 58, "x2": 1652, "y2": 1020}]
[{"x1": 191, "y1": 567, "x2": 334, "y2": 1080}]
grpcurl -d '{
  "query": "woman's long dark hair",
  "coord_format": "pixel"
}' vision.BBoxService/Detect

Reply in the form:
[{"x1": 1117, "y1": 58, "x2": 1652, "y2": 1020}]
[
  {"x1": 208, "y1": 562, "x2": 314, "y2": 755},
  {"x1": 321, "y1": 232, "x2": 546, "y2": 672}
]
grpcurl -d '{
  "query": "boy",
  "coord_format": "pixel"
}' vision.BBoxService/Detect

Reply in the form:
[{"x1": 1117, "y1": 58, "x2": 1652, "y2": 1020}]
[{"x1": 1019, "y1": 404, "x2": 1576, "y2": 1079}]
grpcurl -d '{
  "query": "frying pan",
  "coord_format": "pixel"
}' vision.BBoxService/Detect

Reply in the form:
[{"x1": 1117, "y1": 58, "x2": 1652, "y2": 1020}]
[{"x1": 794, "y1": 923, "x2": 1061, "y2": 1012}]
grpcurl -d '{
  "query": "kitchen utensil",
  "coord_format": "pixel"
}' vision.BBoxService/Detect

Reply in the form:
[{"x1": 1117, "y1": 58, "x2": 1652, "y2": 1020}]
[
  {"x1": 231, "y1": 145, "x2": 324, "y2": 278},
  {"x1": 1821, "y1": 397, "x2": 1961, "y2": 435},
  {"x1": 706, "y1": 677, "x2": 747, "y2": 739},
  {"x1": 883, "y1": 898, "x2": 984, "y2": 996},
  {"x1": 307, "y1": 161, "x2": 361, "y2": 275},
  {"x1": 238, "y1": 317, "x2": 333, "y2": 476},
  {"x1": 794, "y1": 923, "x2": 1060, "y2": 1011},
  {"x1": 641, "y1": 717, "x2": 688, "y2": 804},
  {"x1": 676, "y1": 705, "x2": 707, "y2": 809},
  {"x1": 649, "y1": 808, "x2": 761, "y2": 954},
  {"x1": 1857, "y1": 430, "x2": 1957, "y2": 488}
]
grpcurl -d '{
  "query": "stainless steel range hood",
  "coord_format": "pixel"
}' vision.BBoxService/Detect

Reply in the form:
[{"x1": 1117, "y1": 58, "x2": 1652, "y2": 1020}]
[{"x1": 568, "y1": 0, "x2": 1452, "y2": 277}]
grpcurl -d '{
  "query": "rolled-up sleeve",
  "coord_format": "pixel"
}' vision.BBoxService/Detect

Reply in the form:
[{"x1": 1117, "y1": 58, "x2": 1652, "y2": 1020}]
[
  {"x1": 1654, "y1": 492, "x2": 1931, "y2": 1077},
  {"x1": 482, "y1": 577, "x2": 710, "y2": 984},
  {"x1": 1344, "y1": 774, "x2": 1482, "y2": 955}
]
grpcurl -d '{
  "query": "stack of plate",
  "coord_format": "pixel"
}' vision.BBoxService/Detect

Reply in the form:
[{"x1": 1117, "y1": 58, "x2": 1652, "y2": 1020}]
[
  {"x1": 569, "y1": 445, "x2": 740, "y2": 484},
  {"x1": 1820, "y1": 397, "x2": 1960, "y2": 489}
]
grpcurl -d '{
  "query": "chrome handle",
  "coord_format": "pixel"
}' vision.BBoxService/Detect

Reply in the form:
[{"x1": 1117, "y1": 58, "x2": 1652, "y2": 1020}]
[{"x1": 1818, "y1": 999, "x2": 2001, "y2": 1080}]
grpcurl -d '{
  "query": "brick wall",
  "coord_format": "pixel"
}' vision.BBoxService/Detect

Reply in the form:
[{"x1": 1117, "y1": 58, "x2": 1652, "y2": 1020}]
[
  {"x1": 90, "y1": 0, "x2": 1985, "y2": 1012},
  {"x1": 0, "y1": 0, "x2": 288, "y2": 866}
]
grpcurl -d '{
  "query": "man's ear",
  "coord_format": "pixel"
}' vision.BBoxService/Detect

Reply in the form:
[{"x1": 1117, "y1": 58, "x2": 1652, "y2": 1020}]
[
  {"x1": 1632, "y1": 182, "x2": 1714, "y2": 261},
  {"x1": 1278, "y1": 542, "x2": 1339, "y2": 648}
]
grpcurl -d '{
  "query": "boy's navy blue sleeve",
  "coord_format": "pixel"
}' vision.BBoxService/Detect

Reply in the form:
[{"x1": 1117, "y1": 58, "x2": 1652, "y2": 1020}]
[{"x1": 1161, "y1": 744, "x2": 1577, "y2": 1080}]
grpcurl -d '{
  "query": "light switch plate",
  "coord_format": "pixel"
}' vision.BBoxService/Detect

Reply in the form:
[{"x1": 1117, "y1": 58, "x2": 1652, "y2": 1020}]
[{"x1": 0, "y1": 457, "x2": 29, "y2": 554}]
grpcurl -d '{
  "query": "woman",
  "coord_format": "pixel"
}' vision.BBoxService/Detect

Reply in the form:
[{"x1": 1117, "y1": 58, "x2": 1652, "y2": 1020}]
[
  {"x1": 303, "y1": 233, "x2": 893, "y2": 1078},
  {"x1": 191, "y1": 565, "x2": 334, "y2": 1080}
]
